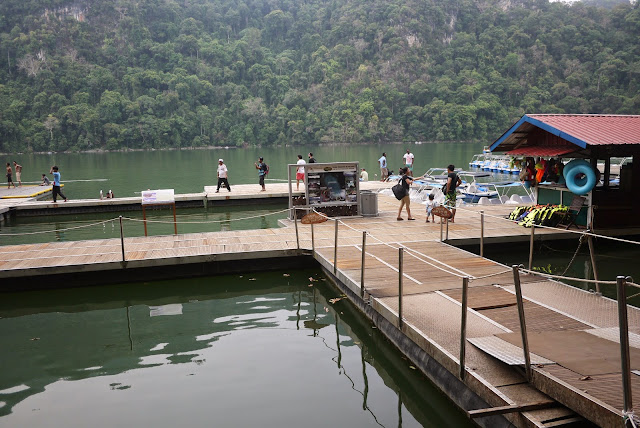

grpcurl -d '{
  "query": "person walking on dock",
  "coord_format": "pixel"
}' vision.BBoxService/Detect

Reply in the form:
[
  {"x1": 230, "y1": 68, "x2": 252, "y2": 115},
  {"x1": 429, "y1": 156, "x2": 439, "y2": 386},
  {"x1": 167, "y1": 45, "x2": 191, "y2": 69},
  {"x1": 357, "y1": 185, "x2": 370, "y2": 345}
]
[
  {"x1": 378, "y1": 152, "x2": 388, "y2": 181},
  {"x1": 255, "y1": 157, "x2": 268, "y2": 191},
  {"x1": 444, "y1": 164, "x2": 461, "y2": 223},
  {"x1": 402, "y1": 149, "x2": 414, "y2": 177},
  {"x1": 50, "y1": 165, "x2": 67, "y2": 203},
  {"x1": 296, "y1": 154, "x2": 306, "y2": 190},
  {"x1": 6, "y1": 163, "x2": 16, "y2": 189},
  {"x1": 13, "y1": 161, "x2": 22, "y2": 186},
  {"x1": 216, "y1": 159, "x2": 231, "y2": 193},
  {"x1": 397, "y1": 167, "x2": 415, "y2": 221},
  {"x1": 308, "y1": 153, "x2": 316, "y2": 163}
]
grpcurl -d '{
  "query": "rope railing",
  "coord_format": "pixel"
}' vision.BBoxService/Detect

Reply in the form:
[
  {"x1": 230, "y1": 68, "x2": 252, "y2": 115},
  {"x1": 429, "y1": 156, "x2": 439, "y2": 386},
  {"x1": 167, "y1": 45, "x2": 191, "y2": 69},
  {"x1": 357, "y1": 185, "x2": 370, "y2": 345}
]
[
  {"x1": 0, "y1": 218, "x2": 119, "y2": 236},
  {"x1": 121, "y1": 207, "x2": 291, "y2": 225},
  {"x1": 452, "y1": 203, "x2": 640, "y2": 247}
]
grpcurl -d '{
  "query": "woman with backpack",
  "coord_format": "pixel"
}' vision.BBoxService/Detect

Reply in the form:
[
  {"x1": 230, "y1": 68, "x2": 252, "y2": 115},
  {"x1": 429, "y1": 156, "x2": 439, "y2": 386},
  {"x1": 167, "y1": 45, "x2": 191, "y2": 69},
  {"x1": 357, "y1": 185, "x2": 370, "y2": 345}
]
[{"x1": 255, "y1": 157, "x2": 269, "y2": 191}]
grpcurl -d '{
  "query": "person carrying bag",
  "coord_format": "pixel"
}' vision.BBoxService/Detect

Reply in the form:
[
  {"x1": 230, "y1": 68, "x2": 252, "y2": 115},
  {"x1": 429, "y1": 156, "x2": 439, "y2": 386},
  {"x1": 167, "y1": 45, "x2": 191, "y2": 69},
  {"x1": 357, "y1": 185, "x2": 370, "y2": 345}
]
[{"x1": 396, "y1": 167, "x2": 415, "y2": 220}]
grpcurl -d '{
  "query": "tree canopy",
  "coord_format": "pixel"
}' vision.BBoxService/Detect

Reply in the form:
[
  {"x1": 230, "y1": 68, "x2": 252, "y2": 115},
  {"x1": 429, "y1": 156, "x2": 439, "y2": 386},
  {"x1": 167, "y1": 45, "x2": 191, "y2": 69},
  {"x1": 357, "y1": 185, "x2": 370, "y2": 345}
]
[{"x1": 0, "y1": 0, "x2": 638, "y2": 152}]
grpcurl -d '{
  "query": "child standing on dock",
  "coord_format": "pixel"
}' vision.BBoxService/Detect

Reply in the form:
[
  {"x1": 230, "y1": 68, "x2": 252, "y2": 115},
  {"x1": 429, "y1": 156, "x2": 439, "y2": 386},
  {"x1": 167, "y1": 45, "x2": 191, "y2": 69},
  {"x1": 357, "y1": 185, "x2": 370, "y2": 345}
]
[
  {"x1": 50, "y1": 165, "x2": 67, "y2": 203},
  {"x1": 6, "y1": 163, "x2": 16, "y2": 189},
  {"x1": 425, "y1": 193, "x2": 438, "y2": 223}
]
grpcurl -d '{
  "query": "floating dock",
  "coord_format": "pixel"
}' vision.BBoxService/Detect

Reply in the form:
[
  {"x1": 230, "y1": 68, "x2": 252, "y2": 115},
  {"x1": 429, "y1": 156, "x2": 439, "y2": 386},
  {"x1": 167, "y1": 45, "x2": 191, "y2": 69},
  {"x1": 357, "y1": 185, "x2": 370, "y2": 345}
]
[{"x1": 0, "y1": 189, "x2": 637, "y2": 427}]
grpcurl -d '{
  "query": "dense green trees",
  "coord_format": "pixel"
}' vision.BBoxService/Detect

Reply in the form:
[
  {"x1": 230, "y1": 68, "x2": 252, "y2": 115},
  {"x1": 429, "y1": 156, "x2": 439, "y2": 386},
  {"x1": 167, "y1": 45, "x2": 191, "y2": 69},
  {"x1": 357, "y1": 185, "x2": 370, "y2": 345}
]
[{"x1": 0, "y1": 0, "x2": 638, "y2": 153}]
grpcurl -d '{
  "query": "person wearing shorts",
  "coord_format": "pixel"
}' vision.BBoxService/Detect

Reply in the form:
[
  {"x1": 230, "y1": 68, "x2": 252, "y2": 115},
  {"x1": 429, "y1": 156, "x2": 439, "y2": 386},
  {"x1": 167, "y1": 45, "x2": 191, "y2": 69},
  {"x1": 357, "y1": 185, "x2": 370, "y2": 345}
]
[
  {"x1": 13, "y1": 161, "x2": 22, "y2": 186},
  {"x1": 378, "y1": 152, "x2": 388, "y2": 181},
  {"x1": 402, "y1": 149, "x2": 414, "y2": 177},
  {"x1": 444, "y1": 164, "x2": 461, "y2": 222},
  {"x1": 6, "y1": 163, "x2": 15, "y2": 189},
  {"x1": 295, "y1": 154, "x2": 306, "y2": 190}
]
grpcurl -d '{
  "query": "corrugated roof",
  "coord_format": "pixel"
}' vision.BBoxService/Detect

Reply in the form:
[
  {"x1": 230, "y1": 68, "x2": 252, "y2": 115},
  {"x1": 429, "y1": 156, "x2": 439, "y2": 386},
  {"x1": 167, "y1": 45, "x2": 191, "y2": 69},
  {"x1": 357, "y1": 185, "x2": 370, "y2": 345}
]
[
  {"x1": 507, "y1": 147, "x2": 576, "y2": 157},
  {"x1": 527, "y1": 114, "x2": 640, "y2": 146},
  {"x1": 490, "y1": 114, "x2": 640, "y2": 154}
]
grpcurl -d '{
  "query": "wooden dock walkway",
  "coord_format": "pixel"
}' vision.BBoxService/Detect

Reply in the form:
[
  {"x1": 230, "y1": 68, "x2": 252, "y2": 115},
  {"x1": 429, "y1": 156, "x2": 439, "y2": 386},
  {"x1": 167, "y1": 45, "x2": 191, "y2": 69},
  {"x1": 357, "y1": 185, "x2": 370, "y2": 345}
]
[{"x1": 0, "y1": 190, "x2": 637, "y2": 427}]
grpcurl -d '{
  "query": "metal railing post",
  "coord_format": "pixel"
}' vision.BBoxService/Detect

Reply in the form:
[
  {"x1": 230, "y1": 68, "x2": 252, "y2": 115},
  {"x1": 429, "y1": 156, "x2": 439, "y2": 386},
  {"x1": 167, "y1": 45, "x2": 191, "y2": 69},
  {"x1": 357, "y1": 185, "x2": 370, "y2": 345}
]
[
  {"x1": 528, "y1": 225, "x2": 535, "y2": 271},
  {"x1": 119, "y1": 216, "x2": 126, "y2": 262},
  {"x1": 480, "y1": 210, "x2": 484, "y2": 257},
  {"x1": 513, "y1": 265, "x2": 532, "y2": 381},
  {"x1": 360, "y1": 231, "x2": 367, "y2": 298},
  {"x1": 311, "y1": 223, "x2": 315, "y2": 254},
  {"x1": 617, "y1": 276, "x2": 633, "y2": 414},
  {"x1": 440, "y1": 218, "x2": 444, "y2": 242},
  {"x1": 587, "y1": 231, "x2": 600, "y2": 294},
  {"x1": 460, "y1": 276, "x2": 469, "y2": 380},
  {"x1": 398, "y1": 247, "x2": 404, "y2": 329},
  {"x1": 333, "y1": 219, "x2": 339, "y2": 274},
  {"x1": 445, "y1": 218, "x2": 449, "y2": 241},
  {"x1": 293, "y1": 208, "x2": 299, "y2": 249}
]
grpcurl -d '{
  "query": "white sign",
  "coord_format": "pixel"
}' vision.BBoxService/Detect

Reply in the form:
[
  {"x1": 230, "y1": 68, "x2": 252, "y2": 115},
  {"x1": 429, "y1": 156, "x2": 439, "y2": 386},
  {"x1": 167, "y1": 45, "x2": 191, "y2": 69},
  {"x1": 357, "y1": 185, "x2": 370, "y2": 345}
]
[{"x1": 141, "y1": 189, "x2": 175, "y2": 205}]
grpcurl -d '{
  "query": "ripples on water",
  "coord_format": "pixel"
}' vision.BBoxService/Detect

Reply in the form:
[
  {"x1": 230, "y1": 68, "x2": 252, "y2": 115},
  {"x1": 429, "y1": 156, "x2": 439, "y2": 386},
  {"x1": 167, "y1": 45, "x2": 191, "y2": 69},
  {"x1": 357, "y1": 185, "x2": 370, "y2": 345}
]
[{"x1": 0, "y1": 270, "x2": 471, "y2": 428}]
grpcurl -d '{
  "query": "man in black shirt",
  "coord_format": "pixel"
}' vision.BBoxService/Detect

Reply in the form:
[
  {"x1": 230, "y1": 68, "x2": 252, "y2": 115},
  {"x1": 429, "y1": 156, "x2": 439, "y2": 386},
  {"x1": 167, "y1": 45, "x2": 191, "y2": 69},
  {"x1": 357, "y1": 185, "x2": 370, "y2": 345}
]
[
  {"x1": 445, "y1": 164, "x2": 462, "y2": 222},
  {"x1": 308, "y1": 153, "x2": 316, "y2": 163}
]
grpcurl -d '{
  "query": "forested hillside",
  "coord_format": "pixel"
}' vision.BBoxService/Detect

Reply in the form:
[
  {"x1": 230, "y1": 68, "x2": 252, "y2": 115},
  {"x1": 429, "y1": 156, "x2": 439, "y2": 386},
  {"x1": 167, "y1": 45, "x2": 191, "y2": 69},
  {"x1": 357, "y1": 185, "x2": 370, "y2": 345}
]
[{"x1": 0, "y1": 0, "x2": 638, "y2": 152}]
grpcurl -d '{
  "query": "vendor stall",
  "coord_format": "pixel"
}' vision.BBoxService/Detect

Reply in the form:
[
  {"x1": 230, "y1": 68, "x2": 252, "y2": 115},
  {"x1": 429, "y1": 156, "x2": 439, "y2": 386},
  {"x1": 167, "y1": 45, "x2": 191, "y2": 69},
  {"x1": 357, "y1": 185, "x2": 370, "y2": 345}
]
[{"x1": 490, "y1": 114, "x2": 640, "y2": 229}]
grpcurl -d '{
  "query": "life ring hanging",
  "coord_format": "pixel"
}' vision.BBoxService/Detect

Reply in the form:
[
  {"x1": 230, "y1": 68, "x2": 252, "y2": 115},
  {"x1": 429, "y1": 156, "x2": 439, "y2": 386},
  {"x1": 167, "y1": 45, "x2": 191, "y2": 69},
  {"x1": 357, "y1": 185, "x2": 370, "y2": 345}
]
[{"x1": 565, "y1": 162, "x2": 597, "y2": 195}]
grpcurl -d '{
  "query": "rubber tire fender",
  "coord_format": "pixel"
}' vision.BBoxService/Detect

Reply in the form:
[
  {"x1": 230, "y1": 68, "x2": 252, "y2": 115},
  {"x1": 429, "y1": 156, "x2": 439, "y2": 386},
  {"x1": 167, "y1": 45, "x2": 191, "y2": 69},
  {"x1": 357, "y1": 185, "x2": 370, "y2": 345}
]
[{"x1": 565, "y1": 163, "x2": 597, "y2": 195}]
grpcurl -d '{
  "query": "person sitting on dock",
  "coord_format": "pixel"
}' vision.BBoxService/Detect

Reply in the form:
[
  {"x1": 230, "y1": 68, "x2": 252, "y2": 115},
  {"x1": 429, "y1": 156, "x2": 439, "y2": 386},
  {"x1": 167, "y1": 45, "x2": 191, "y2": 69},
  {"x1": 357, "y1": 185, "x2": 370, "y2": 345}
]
[
  {"x1": 216, "y1": 159, "x2": 231, "y2": 193},
  {"x1": 360, "y1": 168, "x2": 368, "y2": 181},
  {"x1": 6, "y1": 163, "x2": 16, "y2": 189},
  {"x1": 40, "y1": 174, "x2": 50, "y2": 186}
]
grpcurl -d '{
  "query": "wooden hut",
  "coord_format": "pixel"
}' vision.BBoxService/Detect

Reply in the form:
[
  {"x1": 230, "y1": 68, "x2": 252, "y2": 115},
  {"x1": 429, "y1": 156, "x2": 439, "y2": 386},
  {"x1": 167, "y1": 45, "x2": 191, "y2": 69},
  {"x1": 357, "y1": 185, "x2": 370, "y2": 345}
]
[{"x1": 490, "y1": 114, "x2": 640, "y2": 229}]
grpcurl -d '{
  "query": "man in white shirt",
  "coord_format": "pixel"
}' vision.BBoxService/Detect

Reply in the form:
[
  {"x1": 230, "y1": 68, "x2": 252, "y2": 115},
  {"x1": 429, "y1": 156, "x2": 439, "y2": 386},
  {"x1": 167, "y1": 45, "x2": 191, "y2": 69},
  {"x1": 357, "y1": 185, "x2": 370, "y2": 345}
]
[
  {"x1": 216, "y1": 159, "x2": 231, "y2": 192},
  {"x1": 360, "y1": 168, "x2": 369, "y2": 181},
  {"x1": 402, "y1": 149, "x2": 415, "y2": 177},
  {"x1": 296, "y1": 154, "x2": 306, "y2": 190},
  {"x1": 378, "y1": 152, "x2": 388, "y2": 181}
]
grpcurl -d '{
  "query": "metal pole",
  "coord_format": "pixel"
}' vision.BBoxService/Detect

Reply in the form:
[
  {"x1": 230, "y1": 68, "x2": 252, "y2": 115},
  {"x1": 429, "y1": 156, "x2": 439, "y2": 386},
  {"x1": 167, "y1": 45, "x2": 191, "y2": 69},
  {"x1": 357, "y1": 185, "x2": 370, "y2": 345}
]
[
  {"x1": 172, "y1": 203, "x2": 177, "y2": 235},
  {"x1": 119, "y1": 216, "x2": 126, "y2": 262},
  {"x1": 480, "y1": 210, "x2": 484, "y2": 257},
  {"x1": 460, "y1": 276, "x2": 469, "y2": 380},
  {"x1": 333, "y1": 219, "x2": 338, "y2": 274},
  {"x1": 440, "y1": 218, "x2": 443, "y2": 242},
  {"x1": 398, "y1": 247, "x2": 404, "y2": 329},
  {"x1": 294, "y1": 208, "x2": 299, "y2": 249},
  {"x1": 586, "y1": 231, "x2": 600, "y2": 294},
  {"x1": 617, "y1": 276, "x2": 633, "y2": 414},
  {"x1": 513, "y1": 265, "x2": 532, "y2": 381},
  {"x1": 311, "y1": 223, "x2": 315, "y2": 254},
  {"x1": 445, "y1": 218, "x2": 449, "y2": 241},
  {"x1": 528, "y1": 225, "x2": 535, "y2": 271},
  {"x1": 360, "y1": 231, "x2": 367, "y2": 298}
]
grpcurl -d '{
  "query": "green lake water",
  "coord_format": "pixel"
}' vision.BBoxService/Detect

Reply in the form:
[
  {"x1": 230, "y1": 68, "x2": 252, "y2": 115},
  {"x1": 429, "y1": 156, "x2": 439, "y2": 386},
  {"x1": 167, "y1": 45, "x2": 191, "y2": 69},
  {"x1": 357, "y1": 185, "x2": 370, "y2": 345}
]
[
  {"x1": 3, "y1": 142, "x2": 485, "y2": 199},
  {"x1": 0, "y1": 269, "x2": 472, "y2": 428}
]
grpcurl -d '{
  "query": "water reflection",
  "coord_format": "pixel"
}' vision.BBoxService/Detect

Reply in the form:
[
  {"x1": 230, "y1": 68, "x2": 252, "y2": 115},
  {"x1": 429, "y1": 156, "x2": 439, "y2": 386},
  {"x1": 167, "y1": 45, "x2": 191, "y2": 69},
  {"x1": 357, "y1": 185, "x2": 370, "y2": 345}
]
[{"x1": 0, "y1": 271, "x2": 471, "y2": 427}]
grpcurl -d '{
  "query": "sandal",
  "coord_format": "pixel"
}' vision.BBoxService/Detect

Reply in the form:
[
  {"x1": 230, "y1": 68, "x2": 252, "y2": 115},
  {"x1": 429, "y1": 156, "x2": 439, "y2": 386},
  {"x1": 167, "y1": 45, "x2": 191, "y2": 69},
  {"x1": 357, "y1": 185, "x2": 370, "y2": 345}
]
[
  {"x1": 408, "y1": 218, "x2": 416, "y2": 220},
  {"x1": 397, "y1": 217, "x2": 404, "y2": 221}
]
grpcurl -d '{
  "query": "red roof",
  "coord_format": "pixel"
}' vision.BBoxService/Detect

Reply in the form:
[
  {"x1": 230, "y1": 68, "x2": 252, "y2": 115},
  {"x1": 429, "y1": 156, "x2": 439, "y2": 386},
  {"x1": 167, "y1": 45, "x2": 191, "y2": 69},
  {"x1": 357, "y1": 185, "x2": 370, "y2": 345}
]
[
  {"x1": 528, "y1": 114, "x2": 640, "y2": 146},
  {"x1": 507, "y1": 147, "x2": 576, "y2": 157}
]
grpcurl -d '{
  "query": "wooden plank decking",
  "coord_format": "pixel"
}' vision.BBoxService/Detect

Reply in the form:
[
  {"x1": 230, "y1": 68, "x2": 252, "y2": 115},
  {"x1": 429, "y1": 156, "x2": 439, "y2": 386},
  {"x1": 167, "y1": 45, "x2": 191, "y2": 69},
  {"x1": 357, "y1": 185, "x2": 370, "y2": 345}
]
[{"x1": 0, "y1": 189, "x2": 636, "y2": 427}]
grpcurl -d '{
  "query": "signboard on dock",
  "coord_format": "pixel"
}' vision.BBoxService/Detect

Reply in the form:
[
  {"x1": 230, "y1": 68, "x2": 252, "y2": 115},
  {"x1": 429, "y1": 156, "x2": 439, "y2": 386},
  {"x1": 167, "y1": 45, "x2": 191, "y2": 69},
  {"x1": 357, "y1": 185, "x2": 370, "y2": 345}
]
[
  {"x1": 141, "y1": 189, "x2": 175, "y2": 205},
  {"x1": 305, "y1": 163, "x2": 359, "y2": 206}
]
